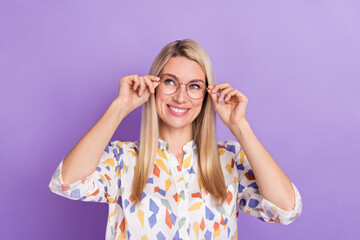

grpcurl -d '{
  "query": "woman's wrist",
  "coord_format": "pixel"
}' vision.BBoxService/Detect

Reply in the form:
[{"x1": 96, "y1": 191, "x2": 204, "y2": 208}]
[
  {"x1": 111, "y1": 98, "x2": 131, "y2": 123},
  {"x1": 229, "y1": 119, "x2": 251, "y2": 139}
]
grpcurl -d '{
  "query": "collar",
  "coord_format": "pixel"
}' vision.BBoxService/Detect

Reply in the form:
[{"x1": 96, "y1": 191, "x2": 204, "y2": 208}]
[{"x1": 158, "y1": 138, "x2": 196, "y2": 152}]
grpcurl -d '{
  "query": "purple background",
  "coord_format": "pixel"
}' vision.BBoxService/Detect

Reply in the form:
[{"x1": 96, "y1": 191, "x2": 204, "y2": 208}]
[{"x1": 1, "y1": 0, "x2": 359, "y2": 239}]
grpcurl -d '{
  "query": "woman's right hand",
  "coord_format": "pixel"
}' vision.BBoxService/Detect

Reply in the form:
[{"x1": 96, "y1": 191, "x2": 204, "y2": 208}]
[{"x1": 115, "y1": 74, "x2": 160, "y2": 115}]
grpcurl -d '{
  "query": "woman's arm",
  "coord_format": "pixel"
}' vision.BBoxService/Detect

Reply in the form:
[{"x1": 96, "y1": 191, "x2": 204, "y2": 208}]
[
  {"x1": 232, "y1": 119, "x2": 295, "y2": 211},
  {"x1": 61, "y1": 74, "x2": 159, "y2": 185},
  {"x1": 61, "y1": 99, "x2": 126, "y2": 185},
  {"x1": 207, "y1": 83, "x2": 296, "y2": 211}
]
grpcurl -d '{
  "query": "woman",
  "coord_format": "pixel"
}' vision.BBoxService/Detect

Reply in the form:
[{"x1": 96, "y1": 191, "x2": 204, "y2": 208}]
[{"x1": 49, "y1": 39, "x2": 302, "y2": 239}]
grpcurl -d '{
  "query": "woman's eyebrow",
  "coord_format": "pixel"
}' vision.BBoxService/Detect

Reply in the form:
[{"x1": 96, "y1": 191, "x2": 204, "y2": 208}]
[{"x1": 161, "y1": 73, "x2": 205, "y2": 83}]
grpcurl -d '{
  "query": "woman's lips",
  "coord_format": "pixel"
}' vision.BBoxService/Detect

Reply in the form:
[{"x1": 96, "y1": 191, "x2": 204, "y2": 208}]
[{"x1": 167, "y1": 104, "x2": 190, "y2": 116}]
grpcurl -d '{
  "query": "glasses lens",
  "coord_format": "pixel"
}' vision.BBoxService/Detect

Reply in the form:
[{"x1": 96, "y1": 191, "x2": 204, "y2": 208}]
[
  {"x1": 158, "y1": 75, "x2": 207, "y2": 99},
  {"x1": 159, "y1": 76, "x2": 178, "y2": 95},
  {"x1": 187, "y1": 81, "x2": 206, "y2": 99}
]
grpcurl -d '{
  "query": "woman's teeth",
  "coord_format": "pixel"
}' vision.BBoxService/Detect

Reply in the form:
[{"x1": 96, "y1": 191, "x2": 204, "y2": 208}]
[{"x1": 169, "y1": 106, "x2": 188, "y2": 113}]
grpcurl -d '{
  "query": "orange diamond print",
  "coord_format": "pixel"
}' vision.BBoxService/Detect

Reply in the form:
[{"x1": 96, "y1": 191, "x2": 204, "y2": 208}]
[{"x1": 153, "y1": 164, "x2": 160, "y2": 178}]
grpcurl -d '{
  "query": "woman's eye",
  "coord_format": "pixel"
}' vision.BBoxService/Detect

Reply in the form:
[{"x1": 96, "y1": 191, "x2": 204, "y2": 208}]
[
  {"x1": 189, "y1": 84, "x2": 200, "y2": 89},
  {"x1": 164, "y1": 79, "x2": 175, "y2": 85}
]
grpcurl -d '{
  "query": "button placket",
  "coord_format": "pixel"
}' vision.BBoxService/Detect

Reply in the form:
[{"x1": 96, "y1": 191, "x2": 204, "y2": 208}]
[
  {"x1": 167, "y1": 151, "x2": 185, "y2": 190},
  {"x1": 159, "y1": 139, "x2": 195, "y2": 238},
  {"x1": 181, "y1": 150, "x2": 191, "y2": 188},
  {"x1": 167, "y1": 149, "x2": 188, "y2": 234}
]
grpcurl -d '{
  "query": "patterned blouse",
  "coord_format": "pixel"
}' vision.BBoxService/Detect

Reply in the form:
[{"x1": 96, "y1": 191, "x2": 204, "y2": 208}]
[{"x1": 49, "y1": 139, "x2": 303, "y2": 240}]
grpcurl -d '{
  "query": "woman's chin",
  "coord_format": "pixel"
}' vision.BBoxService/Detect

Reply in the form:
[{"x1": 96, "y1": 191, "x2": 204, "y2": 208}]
[{"x1": 160, "y1": 119, "x2": 192, "y2": 131}]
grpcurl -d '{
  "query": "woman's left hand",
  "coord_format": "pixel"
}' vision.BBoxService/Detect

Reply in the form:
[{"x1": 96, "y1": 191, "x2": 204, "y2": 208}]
[{"x1": 207, "y1": 83, "x2": 248, "y2": 130}]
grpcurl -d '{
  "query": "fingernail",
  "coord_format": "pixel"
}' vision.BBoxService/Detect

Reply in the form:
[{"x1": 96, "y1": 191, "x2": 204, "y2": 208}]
[{"x1": 139, "y1": 90, "x2": 143, "y2": 95}]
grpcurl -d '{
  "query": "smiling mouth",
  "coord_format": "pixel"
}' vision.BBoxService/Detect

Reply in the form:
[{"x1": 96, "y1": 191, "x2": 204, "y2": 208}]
[{"x1": 167, "y1": 104, "x2": 190, "y2": 113}]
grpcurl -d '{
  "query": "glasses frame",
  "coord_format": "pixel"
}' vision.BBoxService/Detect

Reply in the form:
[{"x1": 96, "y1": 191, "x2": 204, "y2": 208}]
[{"x1": 155, "y1": 75, "x2": 208, "y2": 100}]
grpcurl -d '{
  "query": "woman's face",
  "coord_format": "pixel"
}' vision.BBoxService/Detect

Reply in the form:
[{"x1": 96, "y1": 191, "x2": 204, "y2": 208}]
[{"x1": 155, "y1": 56, "x2": 206, "y2": 132}]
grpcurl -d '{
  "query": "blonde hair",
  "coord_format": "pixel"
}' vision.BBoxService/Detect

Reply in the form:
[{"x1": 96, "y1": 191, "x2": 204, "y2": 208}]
[{"x1": 131, "y1": 39, "x2": 227, "y2": 206}]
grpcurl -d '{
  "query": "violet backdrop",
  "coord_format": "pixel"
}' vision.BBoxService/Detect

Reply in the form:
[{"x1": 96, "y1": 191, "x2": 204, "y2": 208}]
[{"x1": 1, "y1": 0, "x2": 359, "y2": 239}]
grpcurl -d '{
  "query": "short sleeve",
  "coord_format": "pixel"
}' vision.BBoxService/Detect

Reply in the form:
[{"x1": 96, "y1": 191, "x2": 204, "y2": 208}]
[
  {"x1": 233, "y1": 141, "x2": 303, "y2": 225},
  {"x1": 48, "y1": 140, "x2": 123, "y2": 203}
]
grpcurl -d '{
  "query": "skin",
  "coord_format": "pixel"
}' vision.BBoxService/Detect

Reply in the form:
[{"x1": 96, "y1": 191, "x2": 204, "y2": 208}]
[
  {"x1": 155, "y1": 56, "x2": 206, "y2": 164},
  {"x1": 207, "y1": 83, "x2": 296, "y2": 211},
  {"x1": 122, "y1": 56, "x2": 296, "y2": 211}
]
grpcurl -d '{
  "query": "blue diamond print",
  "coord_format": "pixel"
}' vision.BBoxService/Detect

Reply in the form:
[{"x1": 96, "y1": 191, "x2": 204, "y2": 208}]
[
  {"x1": 150, "y1": 198, "x2": 159, "y2": 214},
  {"x1": 238, "y1": 184, "x2": 245, "y2": 193},
  {"x1": 157, "y1": 231, "x2": 165, "y2": 240},
  {"x1": 148, "y1": 213, "x2": 157, "y2": 228},
  {"x1": 248, "y1": 182, "x2": 258, "y2": 189},
  {"x1": 248, "y1": 198, "x2": 260, "y2": 208},
  {"x1": 204, "y1": 230, "x2": 212, "y2": 240},
  {"x1": 70, "y1": 189, "x2": 80, "y2": 199},
  {"x1": 205, "y1": 206, "x2": 215, "y2": 220},
  {"x1": 226, "y1": 144, "x2": 236, "y2": 154}
]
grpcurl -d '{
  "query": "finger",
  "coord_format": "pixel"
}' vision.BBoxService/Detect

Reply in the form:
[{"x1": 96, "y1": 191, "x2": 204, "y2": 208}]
[
  {"x1": 153, "y1": 80, "x2": 160, "y2": 89},
  {"x1": 224, "y1": 89, "x2": 240, "y2": 102},
  {"x1": 211, "y1": 83, "x2": 231, "y2": 93},
  {"x1": 138, "y1": 76, "x2": 146, "y2": 96},
  {"x1": 207, "y1": 88, "x2": 220, "y2": 109},
  {"x1": 218, "y1": 87, "x2": 233, "y2": 103},
  {"x1": 130, "y1": 74, "x2": 140, "y2": 91},
  {"x1": 146, "y1": 75, "x2": 161, "y2": 82},
  {"x1": 148, "y1": 75, "x2": 160, "y2": 89},
  {"x1": 143, "y1": 76, "x2": 155, "y2": 94}
]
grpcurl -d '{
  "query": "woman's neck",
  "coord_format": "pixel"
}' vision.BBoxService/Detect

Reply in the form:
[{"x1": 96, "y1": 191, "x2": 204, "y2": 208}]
[{"x1": 159, "y1": 122, "x2": 193, "y2": 155}]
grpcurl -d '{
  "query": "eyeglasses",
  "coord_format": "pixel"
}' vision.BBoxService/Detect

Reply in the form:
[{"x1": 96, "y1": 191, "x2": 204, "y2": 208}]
[{"x1": 155, "y1": 74, "x2": 208, "y2": 99}]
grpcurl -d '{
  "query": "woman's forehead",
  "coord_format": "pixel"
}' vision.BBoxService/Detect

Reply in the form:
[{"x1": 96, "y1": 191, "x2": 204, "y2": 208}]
[
  {"x1": 160, "y1": 73, "x2": 205, "y2": 83},
  {"x1": 159, "y1": 58, "x2": 206, "y2": 83}
]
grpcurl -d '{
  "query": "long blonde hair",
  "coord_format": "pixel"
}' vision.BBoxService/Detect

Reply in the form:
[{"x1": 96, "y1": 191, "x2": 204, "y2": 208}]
[{"x1": 131, "y1": 39, "x2": 227, "y2": 206}]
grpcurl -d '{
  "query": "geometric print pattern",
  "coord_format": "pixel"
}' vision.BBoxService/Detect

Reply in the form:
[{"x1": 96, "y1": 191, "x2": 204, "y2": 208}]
[{"x1": 49, "y1": 139, "x2": 302, "y2": 239}]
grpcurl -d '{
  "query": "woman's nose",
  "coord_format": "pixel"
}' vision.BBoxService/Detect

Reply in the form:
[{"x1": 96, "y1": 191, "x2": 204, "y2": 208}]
[{"x1": 173, "y1": 85, "x2": 188, "y2": 102}]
